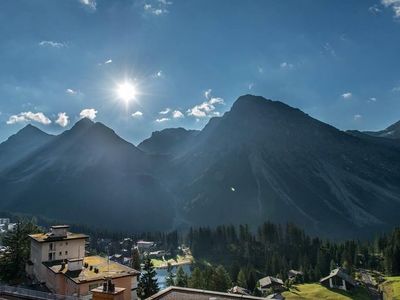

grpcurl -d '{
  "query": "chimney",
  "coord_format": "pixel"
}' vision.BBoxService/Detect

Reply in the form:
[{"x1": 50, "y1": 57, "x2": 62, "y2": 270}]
[
  {"x1": 67, "y1": 258, "x2": 83, "y2": 272},
  {"x1": 91, "y1": 277, "x2": 125, "y2": 300},
  {"x1": 50, "y1": 225, "x2": 69, "y2": 238}
]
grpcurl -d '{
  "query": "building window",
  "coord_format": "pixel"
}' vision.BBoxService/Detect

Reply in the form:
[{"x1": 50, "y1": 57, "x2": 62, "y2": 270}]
[
  {"x1": 59, "y1": 251, "x2": 62, "y2": 256},
  {"x1": 49, "y1": 243, "x2": 53, "y2": 251},
  {"x1": 48, "y1": 252, "x2": 54, "y2": 261},
  {"x1": 65, "y1": 251, "x2": 68, "y2": 255},
  {"x1": 66, "y1": 242, "x2": 68, "y2": 245}
]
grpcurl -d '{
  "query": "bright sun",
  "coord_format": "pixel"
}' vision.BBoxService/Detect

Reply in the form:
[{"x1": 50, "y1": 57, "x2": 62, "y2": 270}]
[{"x1": 116, "y1": 81, "x2": 137, "y2": 103}]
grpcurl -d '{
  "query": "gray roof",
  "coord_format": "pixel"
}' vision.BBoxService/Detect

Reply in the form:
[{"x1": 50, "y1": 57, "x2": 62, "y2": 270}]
[
  {"x1": 320, "y1": 268, "x2": 357, "y2": 286},
  {"x1": 259, "y1": 276, "x2": 284, "y2": 288}
]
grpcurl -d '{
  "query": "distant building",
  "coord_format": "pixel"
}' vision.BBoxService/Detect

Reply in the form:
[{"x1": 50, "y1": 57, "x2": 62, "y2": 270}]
[
  {"x1": 136, "y1": 240, "x2": 154, "y2": 253},
  {"x1": 288, "y1": 269, "x2": 303, "y2": 281},
  {"x1": 258, "y1": 276, "x2": 284, "y2": 292},
  {"x1": 0, "y1": 218, "x2": 10, "y2": 225},
  {"x1": 228, "y1": 286, "x2": 251, "y2": 295},
  {"x1": 145, "y1": 286, "x2": 267, "y2": 300},
  {"x1": 319, "y1": 268, "x2": 357, "y2": 291},
  {"x1": 26, "y1": 225, "x2": 140, "y2": 300}
]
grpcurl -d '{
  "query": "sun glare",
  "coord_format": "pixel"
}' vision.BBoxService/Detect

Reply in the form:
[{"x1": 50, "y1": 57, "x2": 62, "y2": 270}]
[{"x1": 116, "y1": 81, "x2": 137, "y2": 103}]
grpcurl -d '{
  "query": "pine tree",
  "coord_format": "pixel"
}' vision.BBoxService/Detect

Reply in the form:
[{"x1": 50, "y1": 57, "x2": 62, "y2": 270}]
[
  {"x1": 137, "y1": 257, "x2": 159, "y2": 299},
  {"x1": 132, "y1": 247, "x2": 141, "y2": 271},
  {"x1": 175, "y1": 266, "x2": 188, "y2": 287},
  {"x1": 236, "y1": 269, "x2": 247, "y2": 288},
  {"x1": 0, "y1": 219, "x2": 40, "y2": 283},
  {"x1": 211, "y1": 265, "x2": 232, "y2": 292},
  {"x1": 188, "y1": 267, "x2": 205, "y2": 288}
]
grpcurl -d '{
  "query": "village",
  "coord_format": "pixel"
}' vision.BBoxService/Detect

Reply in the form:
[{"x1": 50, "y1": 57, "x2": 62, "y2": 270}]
[{"x1": 1, "y1": 223, "x2": 397, "y2": 300}]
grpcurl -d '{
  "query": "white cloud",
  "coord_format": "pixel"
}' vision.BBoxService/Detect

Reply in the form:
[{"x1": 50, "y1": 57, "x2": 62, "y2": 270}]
[
  {"x1": 159, "y1": 108, "x2": 171, "y2": 115},
  {"x1": 187, "y1": 91, "x2": 225, "y2": 118},
  {"x1": 369, "y1": 97, "x2": 377, "y2": 102},
  {"x1": 80, "y1": 0, "x2": 96, "y2": 10},
  {"x1": 280, "y1": 62, "x2": 294, "y2": 69},
  {"x1": 132, "y1": 111, "x2": 143, "y2": 118},
  {"x1": 39, "y1": 41, "x2": 66, "y2": 48},
  {"x1": 144, "y1": 0, "x2": 171, "y2": 15},
  {"x1": 172, "y1": 110, "x2": 184, "y2": 118},
  {"x1": 258, "y1": 66, "x2": 264, "y2": 73},
  {"x1": 105, "y1": 59, "x2": 112, "y2": 64},
  {"x1": 382, "y1": 0, "x2": 400, "y2": 17},
  {"x1": 248, "y1": 83, "x2": 254, "y2": 90},
  {"x1": 155, "y1": 70, "x2": 163, "y2": 78},
  {"x1": 55, "y1": 112, "x2": 70, "y2": 127},
  {"x1": 354, "y1": 114, "x2": 362, "y2": 121},
  {"x1": 155, "y1": 117, "x2": 170, "y2": 122},
  {"x1": 80, "y1": 108, "x2": 98, "y2": 120},
  {"x1": 6, "y1": 112, "x2": 51, "y2": 125},
  {"x1": 66, "y1": 88, "x2": 77, "y2": 95},
  {"x1": 342, "y1": 92, "x2": 352, "y2": 99}
]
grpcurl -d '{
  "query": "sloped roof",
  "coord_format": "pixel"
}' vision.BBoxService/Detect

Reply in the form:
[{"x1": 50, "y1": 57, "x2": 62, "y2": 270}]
[
  {"x1": 259, "y1": 276, "x2": 284, "y2": 288},
  {"x1": 320, "y1": 268, "x2": 356, "y2": 286}
]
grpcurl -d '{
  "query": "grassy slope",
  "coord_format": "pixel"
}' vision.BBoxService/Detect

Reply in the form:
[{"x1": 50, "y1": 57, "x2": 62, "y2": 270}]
[
  {"x1": 381, "y1": 276, "x2": 400, "y2": 300},
  {"x1": 282, "y1": 284, "x2": 369, "y2": 300}
]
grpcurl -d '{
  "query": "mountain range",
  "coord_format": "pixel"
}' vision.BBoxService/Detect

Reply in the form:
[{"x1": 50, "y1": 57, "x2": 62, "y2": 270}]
[{"x1": 1, "y1": 95, "x2": 400, "y2": 237}]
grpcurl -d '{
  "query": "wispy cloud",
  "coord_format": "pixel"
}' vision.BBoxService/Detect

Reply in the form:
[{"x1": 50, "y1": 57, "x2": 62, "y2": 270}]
[
  {"x1": 98, "y1": 59, "x2": 112, "y2": 66},
  {"x1": 354, "y1": 114, "x2": 362, "y2": 121},
  {"x1": 159, "y1": 108, "x2": 171, "y2": 115},
  {"x1": 369, "y1": 4, "x2": 382, "y2": 14},
  {"x1": 392, "y1": 85, "x2": 400, "y2": 92},
  {"x1": 382, "y1": 0, "x2": 400, "y2": 18},
  {"x1": 80, "y1": 108, "x2": 97, "y2": 120},
  {"x1": 6, "y1": 112, "x2": 51, "y2": 125},
  {"x1": 369, "y1": 97, "x2": 377, "y2": 102},
  {"x1": 79, "y1": 0, "x2": 97, "y2": 11},
  {"x1": 55, "y1": 112, "x2": 70, "y2": 127},
  {"x1": 172, "y1": 110, "x2": 184, "y2": 118},
  {"x1": 155, "y1": 117, "x2": 170, "y2": 122},
  {"x1": 248, "y1": 83, "x2": 254, "y2": 90},
  {"x1": 132, "y1": 111, "x2": 143, "y2": 118},
  {"x1": 323, "y1": 42, "x2": 337, "y2": 57},
  {"x1": 257, "y1": 66, "x2": 264, "y2": 74},
  {"x1": 187, "y1": 89, "x2": 225, "y2": 118},
  {"x1": 342, "y1": 92, "x2": 352, "y2": 99},
  {"x1": 280, "y1": 62, "x2": 294, "y2": 69},
  {"x1": 144, "y1": 0, "x2": 172, "y2": 16},
  {"x1": 39, "y1": 41, "x2": 66, "y2": 48},
  {"x1": 66, "y1": 88, "x2": 77, "y2": 95}
]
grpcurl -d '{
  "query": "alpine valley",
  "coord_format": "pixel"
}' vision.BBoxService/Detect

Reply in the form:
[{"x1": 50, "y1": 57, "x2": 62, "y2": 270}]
[{"x1": 1, "y1": 95, "x2": 400, "y2": 238}]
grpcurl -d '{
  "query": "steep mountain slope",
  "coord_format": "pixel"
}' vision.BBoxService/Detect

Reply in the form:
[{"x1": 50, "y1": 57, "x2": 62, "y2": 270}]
[
  {"x1": 164, "y1": 95, "x2": 400, "y2": 238},
  {"x1": 363, "y1": 120, "x2": 400, "y2": 139},
  {"x1": 138, "y1": 127, "x2": 199, "y2": 156},
  {"x1": 0, "y1": 125, "x2": 53, "y2": 171},
  {"x1": 0, "y1": 118, "x2": 175, "y2": 232}
]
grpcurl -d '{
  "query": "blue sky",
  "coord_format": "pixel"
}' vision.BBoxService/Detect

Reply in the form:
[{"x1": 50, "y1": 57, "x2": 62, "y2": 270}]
[{"x1": 1, "y1": 0, "x2": 400, "y2": 144}]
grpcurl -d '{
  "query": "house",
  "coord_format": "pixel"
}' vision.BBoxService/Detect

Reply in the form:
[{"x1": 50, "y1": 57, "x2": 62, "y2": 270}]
[
  {"x1": 258, "y1": 276, "x2": 284, "y2": 292},
  {"x1": 266, "y1": 293, "x2": 285, "y2": 300},
  {"x1": 0, "y1": 218, "x2": 10, "y2": 225},
  {"x1": 145, "y1": 286, "x2": 267, "y2": 300},
  {"x1": 320, "y1": 268, "x2": 357, "y2": 291},
  {"x1": 26, "y1": 225, "x2": 140, "y2": 300},
  {"x1": 288, "y1": 270, "x2": 303, "y2": 281},
  {"x1": 228, "y1": 285, "x2": 251, "y2": 295},
  {"x1": 136, "y1": 240, "x2": 154, "y2": 253}
]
